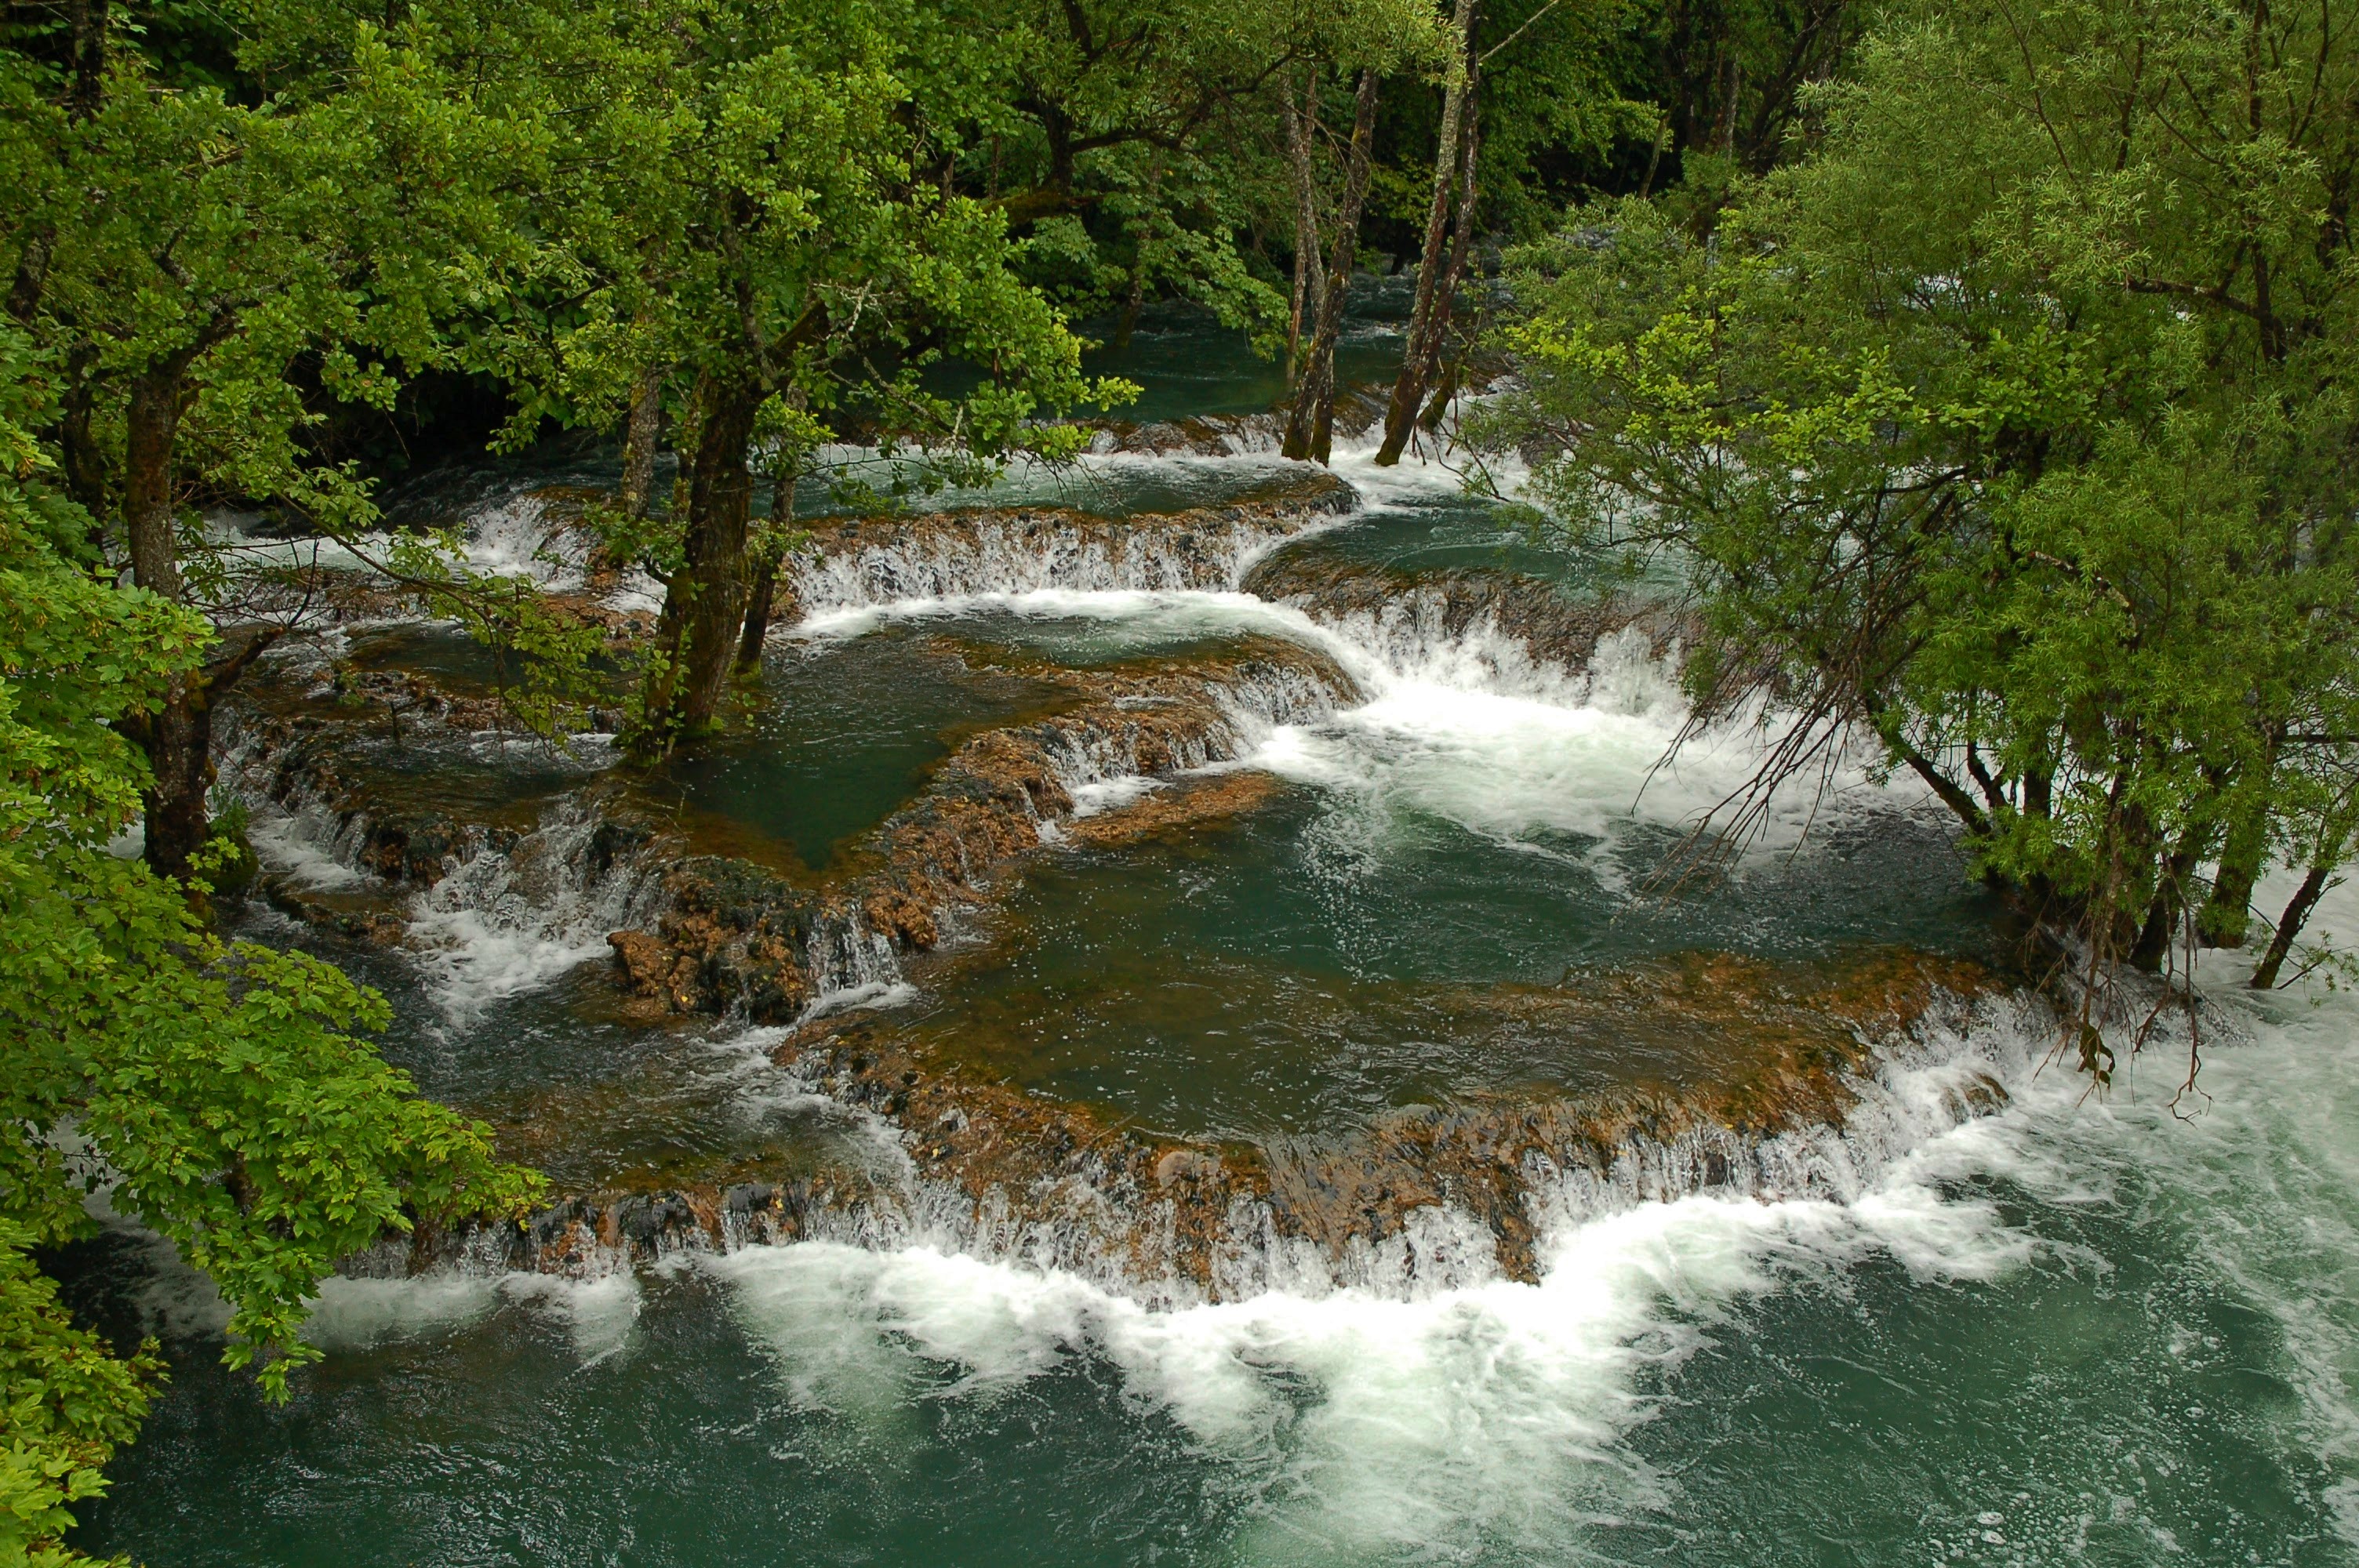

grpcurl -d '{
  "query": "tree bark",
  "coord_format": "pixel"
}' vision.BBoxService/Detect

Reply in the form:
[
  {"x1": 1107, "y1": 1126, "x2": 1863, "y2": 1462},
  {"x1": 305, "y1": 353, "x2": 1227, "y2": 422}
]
[
  {"x1": 2200, "y1": 747, "x2": 2276, "y2": 947},
  {"x1": 6, "y1": 231, "x2": 50, "y2": 325},
  {"x1": 125, "y1": 364, "x2": 186, "y2": 601},
  {"x1": 138, "y1": 686, "x2": 214, "y2": 885},
  {"x1": 1281, "y1": 71, "x2": 1325, "y2": 390},
  {"x1": 1115, "y1": 262, "x2": 1147, "y2": 350},
  {"x1": 618, "y1": 365, "x2": 663, "y2": 519},
  {"x1": 1281, "y1": 67, "x2": 1379, "y2": 466},
  {"x1": 67, "y1": 0, "x2": 108, "y2": 122},
  {"x1": 60, "y1": 343, "x2": 107, "y2": 528},
  {"x1": 122, "y1": 358, "x2": 215, "y2": 882},
  {"x1": 1419, "y1": 84, "x2": 1482, "y2": 432},
  {"x1": 2130, "y1": 834, "x2": 2203, "y2": 972},
  {"x1": 736, "y1": 466, "x2": 797, "y2": 675},
  {"x1": 637, "y1": 368, "x2": 762, "y2": 755},
  {"x1": 1376, "y1": 0, "x2": 1479, "y2": 466},
  {"x1": 2252, "y1": 862, "x2": 2332, "y2": 989}
]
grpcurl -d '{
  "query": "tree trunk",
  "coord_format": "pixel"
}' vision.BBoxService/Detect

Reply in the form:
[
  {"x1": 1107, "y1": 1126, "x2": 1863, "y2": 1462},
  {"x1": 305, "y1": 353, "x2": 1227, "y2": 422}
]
[
  {"x1": 2130, "y1": 835, "x2": 2202, "y2": 973},
  {"x1": 618, "y1": 365, "x2": 663, "y2": 519},
  {"x1": 2200, "y1": 748, "x2": 2276, "y2": 947},
  {"x1": 637, "y1": 369, "x2": 762, "y2": 755},
  {"x1": 1419, "y1": 359, "x2": 1461, "y2": 431},
  {"x1": 1114, "y1": 161, "x2": 1166, "y2": 351},
  {"x1": 2252, "y1": 862, "x2": 2333, "y2": 989},
  {"x1": 1376, "y1": 0, "x2": 1479, "y2": 466},
  {"x1": 121, "y1": 360, "x2": 221, "y2": 882},
  {"x1": 6, "y1": 231, "x2": 50, "y2": 325},
  {"x1": 124, "y1": 365, "x2": 185, "y2": 601},
  {"x1": 1281, "y1": 72, "x2": 1325, "y2": 390},
  {"x1": 67, "y1": 0, "x2": 107, "y2": 121},
  {"x1": 140, "y1": 688, "x2": 214, "y2": 885},
  {"x1": 736, "y1": 466, "x2": 797, "y2": 675},
  {"x1": 1417, "y1": 85, "x2": 1483, "y2": 435},
  {"x1": 60, "y1": 343, "x2": 107, "y2": 528},
  {"x1": 1115, "y1": 263, "x2": 1147, "y2": 350},
  {"x1": 1281, "y1": 67, "x2": 1380, "y2": 465}
]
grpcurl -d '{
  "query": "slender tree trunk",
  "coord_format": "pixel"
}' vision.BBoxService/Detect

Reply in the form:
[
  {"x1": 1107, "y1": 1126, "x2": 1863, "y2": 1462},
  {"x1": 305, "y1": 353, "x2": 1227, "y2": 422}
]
[
  {"x1": 1376, "y1": 0, "x2": 1479, "y2": 466},
  {"x1": 60, "y1": 343, "x2": 107, "y2": 527},
  {"x1": 1114, "y1": 162, "x2": 1166, "y2": 351},
  {"x1": 67, "y1": 0, "x2": 107, "y2": 120},
  {"x1": 2201, "y1": 746, "x2": 2277, "y2": 947},
  {"x1": 2130, "y1": 834, "x2": 2203, "y2": 973},
  {"x1": 736, "y1": 466, "x2": 796, "y2": 675},
  {"x1": 1115, "y1": 263, "x2": 1147, "y2": 350},
  {"x1": 1400, "y1": 92, "x2": 1481, "y2": 445},
  {"x1": 1281, "y1": 72, "x2": 1325, "y2": 390},
  {"x1": 637, "y1": 368, "x2": 762, "y2": 755},
  {"x1": 1281, "y1": 67, "x2": 1379, "y2": 465},
  {"x1": 124, "y1": 365, "x2": 185, "y2": 601},
  {"x1": 618, "y1": 365, "x2": 663, "y2": 519},
  {"x1": 6, "y1": 231, "x2": 50, "y2": 325},
  {"x1": 2024, "y1": 764, "x2": 2052, "y2": 820},
  {"x1": 1417, "y1": 85, "x2": 1483, "y2": 435},
  {"x1": 2252, "y1": 862, "x2": 2333, "y2": 989},
  {"x1": 123, "y1": 360, "x2": 215, "y2": 882}
]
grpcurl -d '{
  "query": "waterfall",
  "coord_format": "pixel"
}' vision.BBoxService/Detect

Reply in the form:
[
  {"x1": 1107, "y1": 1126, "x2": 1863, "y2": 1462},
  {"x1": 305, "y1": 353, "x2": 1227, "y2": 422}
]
[
  {"x1": 225, "y1": 717, "x2": 670, "y2": 1015},
  {"x1": 411, "y1": 978, "x2": 2059, "y2": 1308},
  {"x1": 799, "y1": 921, "x2": 913, "y2": 1018},
  {"x1": 406, "y1": 800, "x2": 669, "y2": 1017},
  {"x1": 787, "y1": 486, "x2": 1355, "y2": 614}
]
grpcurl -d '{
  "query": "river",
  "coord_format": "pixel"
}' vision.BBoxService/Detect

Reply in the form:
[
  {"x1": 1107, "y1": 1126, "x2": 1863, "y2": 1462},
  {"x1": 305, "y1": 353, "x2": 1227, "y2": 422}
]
[{"x1": 71, "y1": 294, "x2": 2359, "y2": 1566}]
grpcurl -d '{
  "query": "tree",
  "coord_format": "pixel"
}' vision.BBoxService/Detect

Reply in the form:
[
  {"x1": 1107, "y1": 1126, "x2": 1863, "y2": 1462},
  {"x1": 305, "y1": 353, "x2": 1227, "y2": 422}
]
[
  {"x1": 481, "y1": 0, "x2": 1131, "y2": 757},
  {"x1": 0, "y1": 328, "x2": 541, "y2": 1558},
  {"x1": 1373, "y1": 0, "x2": 1478, "y2": 465},
  {"x1": 1281, "y1": 63, "x2": 1383, "y2": 461},
  {"x1": 1372, "y1": 0, "x2": 1634, "y2": 464},
  {"x1": 1481, "y1": 0, "x2": 2359, "y2": 1014},
  {"x1": 0, "y1": 2, "x2": 544, "y2": 880}
]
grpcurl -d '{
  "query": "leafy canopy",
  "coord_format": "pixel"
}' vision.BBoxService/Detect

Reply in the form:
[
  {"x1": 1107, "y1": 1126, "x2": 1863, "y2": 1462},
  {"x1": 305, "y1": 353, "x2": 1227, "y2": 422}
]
[{"x1": 1482, "y1": 0, "x2": 2359, "y2": 993}]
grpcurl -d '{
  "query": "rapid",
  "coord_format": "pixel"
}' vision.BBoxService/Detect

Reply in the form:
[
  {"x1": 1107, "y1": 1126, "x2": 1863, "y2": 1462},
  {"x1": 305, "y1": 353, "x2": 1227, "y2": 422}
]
[{"x1": 70, "y1": 296, "x2": 2359, "y2": 1566}]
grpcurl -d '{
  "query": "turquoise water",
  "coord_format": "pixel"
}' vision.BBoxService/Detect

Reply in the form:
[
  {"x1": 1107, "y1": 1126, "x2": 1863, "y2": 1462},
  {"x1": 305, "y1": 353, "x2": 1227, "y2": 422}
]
[
  {"x1": 898, "y1": 785, "x2": 1997, "y2": 1141},
  {"x1": 655, "y1": 627, "x2": 1074, "y2": 874},
  {"x1": 1077, "y1": 294, "x2": 1407, "y2": 425},
  {"x1": 74, "y1": 1016, "x2": 2359, "y2": 1564}
]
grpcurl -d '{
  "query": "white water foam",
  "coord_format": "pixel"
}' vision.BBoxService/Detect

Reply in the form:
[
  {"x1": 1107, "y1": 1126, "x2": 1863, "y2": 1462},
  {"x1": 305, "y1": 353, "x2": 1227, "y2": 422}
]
[
  {"x1": 707, "y1": 1121, "x2": 2035, "y2": 1557},
  {"x1": 1068, "y1": 775, "x2": 1165, "y2": 818},
  {"x1": 236, "y1": 774, "x2": 665, "y2": 1019},
  {"x1": 801, "y1": 574, "x2": 1921, "y2": 868},
  {"x1": 409, "y1": 803, "x2": 662, "y2": 1018},
  {"x1": 690, "y1": 954, "x2": 2359, "y2": 1559}
]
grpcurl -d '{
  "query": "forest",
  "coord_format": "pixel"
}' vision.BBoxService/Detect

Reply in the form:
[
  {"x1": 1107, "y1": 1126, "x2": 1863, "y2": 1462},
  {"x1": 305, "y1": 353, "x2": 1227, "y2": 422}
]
[{"x1": 5, "y1": 0, "x2": 2357, "y2": 1560}]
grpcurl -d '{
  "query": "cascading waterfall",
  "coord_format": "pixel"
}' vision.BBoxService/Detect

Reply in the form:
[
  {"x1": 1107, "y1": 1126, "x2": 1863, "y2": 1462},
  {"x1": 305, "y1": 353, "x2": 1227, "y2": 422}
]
[
  {"x1": 478, "y1": 977, "x2": 2066, "y2": 1310},
  {"x1": 233, "y1": 456, "x2": 1965, "y2": 1304},
  {"x1": 226, "y1": 713, "x2": 671, "y2": 1016},
  {"x1": 786, "y1": 498, "x2": 1676, "y2": 716},
  {"x1": 406, "y1": 801, "x2": 670, "y2": 1016},
  {"x1": 800, "y1": 924, "x2": 913, "y2": 1017},
  {"x1": 787, "y1": 490, "x2": 1354, "y2": 612}
]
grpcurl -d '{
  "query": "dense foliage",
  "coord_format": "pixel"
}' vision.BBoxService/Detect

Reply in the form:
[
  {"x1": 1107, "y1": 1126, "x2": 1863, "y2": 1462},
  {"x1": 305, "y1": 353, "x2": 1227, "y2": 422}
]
[
  {"x1": 1482, "y1": 0, "x2": 2359, "y2": 1009},
  {"x1": 0, "y1": 326, "x2": 540, "y2": 1559}
]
